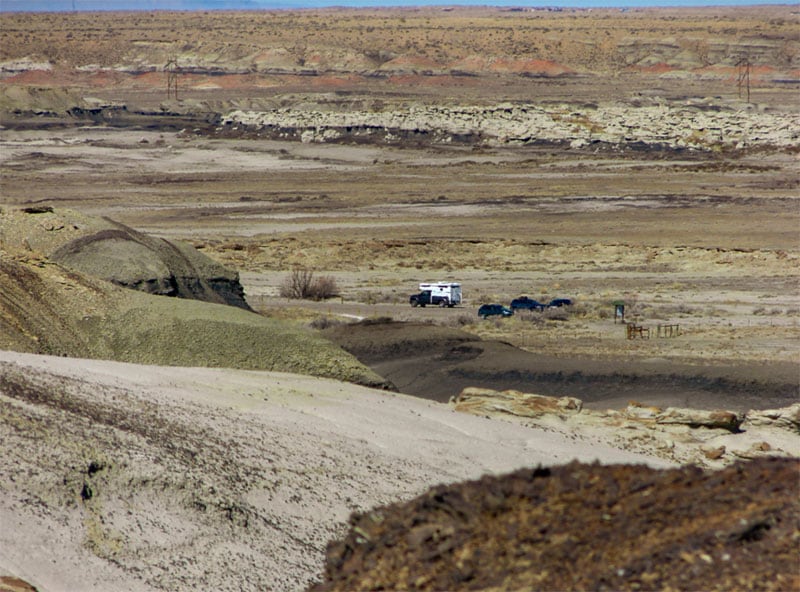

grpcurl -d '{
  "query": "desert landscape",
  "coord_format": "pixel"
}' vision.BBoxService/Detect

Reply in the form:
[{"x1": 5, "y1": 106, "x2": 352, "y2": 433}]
[{"x1": 0, "y1": 5, "x2": 799, "y2": 592}]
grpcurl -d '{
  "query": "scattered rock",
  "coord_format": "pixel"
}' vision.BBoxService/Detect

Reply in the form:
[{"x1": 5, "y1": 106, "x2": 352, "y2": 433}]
[
  {"x1": 451, "y1": 388, "x2": 798, "y2": 467},
  {"x1": 731, "y1": 441, "x2": 777, "y2": 460},
  {"x1": 20, "y1": 206, "x2": 53, "y2": 214},
  {"x1": 654, "y1": 407, "x2": 743, "y2": 432},
  {"x1": 0, "y1": 576, "x2": 38, "y2": 592},
  {"x1": 454, "y1": 386, "x2": 582, "y2": 418},
  {"x1": 744, "y1": 403, "x2": 800, "y2": 433},
  {"x1": 701, "y1": 445, "x2": 726, "y2": 460}
]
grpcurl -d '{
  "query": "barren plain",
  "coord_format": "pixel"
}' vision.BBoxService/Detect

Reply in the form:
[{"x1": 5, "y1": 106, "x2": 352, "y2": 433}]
[{"x1": 1, "y1": 6, "x2": 799, "y2": 592}]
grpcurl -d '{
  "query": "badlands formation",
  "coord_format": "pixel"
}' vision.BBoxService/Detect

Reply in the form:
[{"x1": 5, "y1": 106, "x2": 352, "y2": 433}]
[{"x1": 1, "y1": 5, "x2": 799, "y2": 592}]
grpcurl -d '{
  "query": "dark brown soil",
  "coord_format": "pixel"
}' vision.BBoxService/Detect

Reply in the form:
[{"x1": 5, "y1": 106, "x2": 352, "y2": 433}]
[
  {"x1": 323, "y1": 319, "x2": 799, "y2": 412},
  {"x1": 312, "y1": 457, "x2": 800, "y2": 592}
]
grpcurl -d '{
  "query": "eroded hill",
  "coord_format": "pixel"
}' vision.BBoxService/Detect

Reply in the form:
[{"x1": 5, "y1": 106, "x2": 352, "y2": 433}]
[{"x1": 0, "y1": 207, "x2": 387, "y2": 387}]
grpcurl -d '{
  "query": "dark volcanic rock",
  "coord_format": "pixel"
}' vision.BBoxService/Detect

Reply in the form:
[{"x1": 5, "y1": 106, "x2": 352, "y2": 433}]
[{"x1": 312, "y1": 458, "x2": 799, "y2": 592}]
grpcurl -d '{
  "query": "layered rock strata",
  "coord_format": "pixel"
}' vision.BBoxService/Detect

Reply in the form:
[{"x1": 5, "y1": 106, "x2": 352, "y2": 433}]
[{"x1": 220, "y1": 101, "x2": 800, "y2": 151}]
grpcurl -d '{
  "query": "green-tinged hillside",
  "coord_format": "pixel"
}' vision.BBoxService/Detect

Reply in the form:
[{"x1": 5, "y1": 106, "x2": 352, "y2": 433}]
[
  {"x1": 0, "y1": 207, "x2": 250, "y2": 309},
  {"x1": 0, "y1": 247, "x2": 389, "y2": 388}
]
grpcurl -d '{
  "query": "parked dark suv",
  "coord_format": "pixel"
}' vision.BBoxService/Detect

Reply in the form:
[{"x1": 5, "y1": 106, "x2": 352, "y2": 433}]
[
  {"x1": 547, "y1": 298, "x2": 573, "y2": 308},
  {"x1": 510, "y1": 296, "x2": 545, "y2": 311},
  {"x1": 478, "y1": 304, "x2": 514, "y2": 318}
]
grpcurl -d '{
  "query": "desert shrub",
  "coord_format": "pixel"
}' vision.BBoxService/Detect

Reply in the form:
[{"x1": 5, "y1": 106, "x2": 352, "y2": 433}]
[
  {"x1": 279, "y1": 268, "x2": 339, "y2": 301},
  {"x1": 671, "y1": 304, "x2": 699, "y2": 316},
  {"x1": 491, "y1": 318, "x2": 505, "y2": 329},
  {"x1": 543, "y1": 308, "x2": 569, "y2": 322},
  {"x1": 647, "y1": 308, "x2": 670, "y2": 321},
  {"x1": 310, "y1": 275, "x2": 339, "y2": 300},
  {"x1": 574, "y1": 300, "x2": 610, "y2": 320},
  {"x1": 450, "y1": 314, "x2": 476, "y2": 327},
  {"x1": 358, "y1": 291, "x2": 379, "y2": 305},
  {"x1": 280, "y1": 268, "x2": 314, "y2": 299}
]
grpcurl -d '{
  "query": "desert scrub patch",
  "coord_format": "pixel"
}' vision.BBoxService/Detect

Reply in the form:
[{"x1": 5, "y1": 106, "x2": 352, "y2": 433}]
[
  {"x1": 515, "y1": 311, "x2": 545, "y2": 326},
  {"x1": 258, "y1": 306, "x2": 321, "y2": 323},
  {"x1": 356, "y1": 290, "x2": 403, "y2": 305},
  {"x1": 657, "y1": 303, "x2": 701, "y2": 317},
  {"x1": 595, "y1": 307, "x2": 612, "y2": 320},
  {"x1": 567, "y1": 301, "x2": 609, "y2": 320},
  {"x1": 449, "y1": 314, "x2": 476, "y2": 327},
  {"x1": 753, "y1": 307, "x2": 785, "y2": 316},
  {"x1": 543, "y1": 308, "x2": 570, "y2": 322},
  {"x1": 564, "y1": 302, "x2": 593, "y2": 318},
  {"x1": 309, "y1": 316, "x2": 346, "y2": 330}
]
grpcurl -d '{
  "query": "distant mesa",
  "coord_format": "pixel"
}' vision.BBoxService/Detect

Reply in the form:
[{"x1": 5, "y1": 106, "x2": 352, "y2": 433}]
[{"x1": 449, "y1": 55, "x2": 575, "y2": 77}]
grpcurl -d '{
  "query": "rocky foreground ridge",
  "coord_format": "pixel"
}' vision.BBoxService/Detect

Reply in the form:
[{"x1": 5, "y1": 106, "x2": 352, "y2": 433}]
[
  {"x1": 220, "y1": 99, "x2": 800, "y2": 151},
  {"x1": 314, "y1": 457, "x2": 799, "y2": 592}
]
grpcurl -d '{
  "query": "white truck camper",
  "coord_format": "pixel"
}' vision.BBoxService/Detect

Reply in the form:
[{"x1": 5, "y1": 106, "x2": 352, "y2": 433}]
[{"x1": 409, "y1": 282, "x2": 462, "y2": 308}]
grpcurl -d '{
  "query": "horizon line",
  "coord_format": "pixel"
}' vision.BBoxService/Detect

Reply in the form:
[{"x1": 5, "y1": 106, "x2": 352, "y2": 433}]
[{"x1": 0, "y1": 1, "x2": 793, "y2": 12}]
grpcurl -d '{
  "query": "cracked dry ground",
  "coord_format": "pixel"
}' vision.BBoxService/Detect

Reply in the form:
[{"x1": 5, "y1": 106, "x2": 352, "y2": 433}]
[{"x1": 313, "y1": 458, "x2": 799, "y2": 592}]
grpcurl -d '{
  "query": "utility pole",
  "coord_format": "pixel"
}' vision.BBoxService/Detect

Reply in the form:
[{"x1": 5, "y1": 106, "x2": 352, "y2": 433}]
[
  {"x1": 736, "y1": 57, "x2": 751, "y2": 103},
  {"x1": 165, "y1": 58, "x2": 179, "y2": 100}
]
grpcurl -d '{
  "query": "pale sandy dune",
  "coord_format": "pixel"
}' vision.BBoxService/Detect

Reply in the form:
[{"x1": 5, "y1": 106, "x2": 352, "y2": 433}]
[{"x1": 0, "y1": 350, "x2": 669, "y2": 592}]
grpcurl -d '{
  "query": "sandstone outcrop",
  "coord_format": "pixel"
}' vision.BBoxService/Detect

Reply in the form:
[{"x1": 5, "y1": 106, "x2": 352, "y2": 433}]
[
  {"x1": 0, "y1": 576, "x2": 37, "y2": 592},
  {"x1": 220, "y1": 100, "x2": 800, "y2": 151},
  {"x1": 449, "y1": 386, "x2": 583, "y2": 418},
  {"x1": 452, "y1": 387, "x2": 799, "y2": 468},
  {"x1": 742, "y1": 403, "x2": 800, "y2": 432}
]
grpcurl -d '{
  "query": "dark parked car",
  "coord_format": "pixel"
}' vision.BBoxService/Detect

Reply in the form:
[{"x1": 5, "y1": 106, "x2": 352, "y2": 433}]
[
  {"x1": 478, "y1": 304, "x2": 514, "y2": 318},
  {"x1": 548, "y1": 298, "x2": 573, "y2": 308},
  {"x1": 510, "y1": 296, "x2": 545, "y2": 311}
]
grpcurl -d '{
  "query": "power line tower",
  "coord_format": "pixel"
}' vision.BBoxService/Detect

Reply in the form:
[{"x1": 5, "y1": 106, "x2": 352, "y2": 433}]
[
  {"x1": 736, "y1": 57, "x2": 751, "y2": 103},
  {"x1": 165, "y1": 58, "x2": 179, "y2": 100}
]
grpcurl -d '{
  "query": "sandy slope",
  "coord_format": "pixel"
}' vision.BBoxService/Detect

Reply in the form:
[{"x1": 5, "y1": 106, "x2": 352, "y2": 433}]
[{"x1": 0, "y1": 350, "x2": 669, "y2": 592}]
